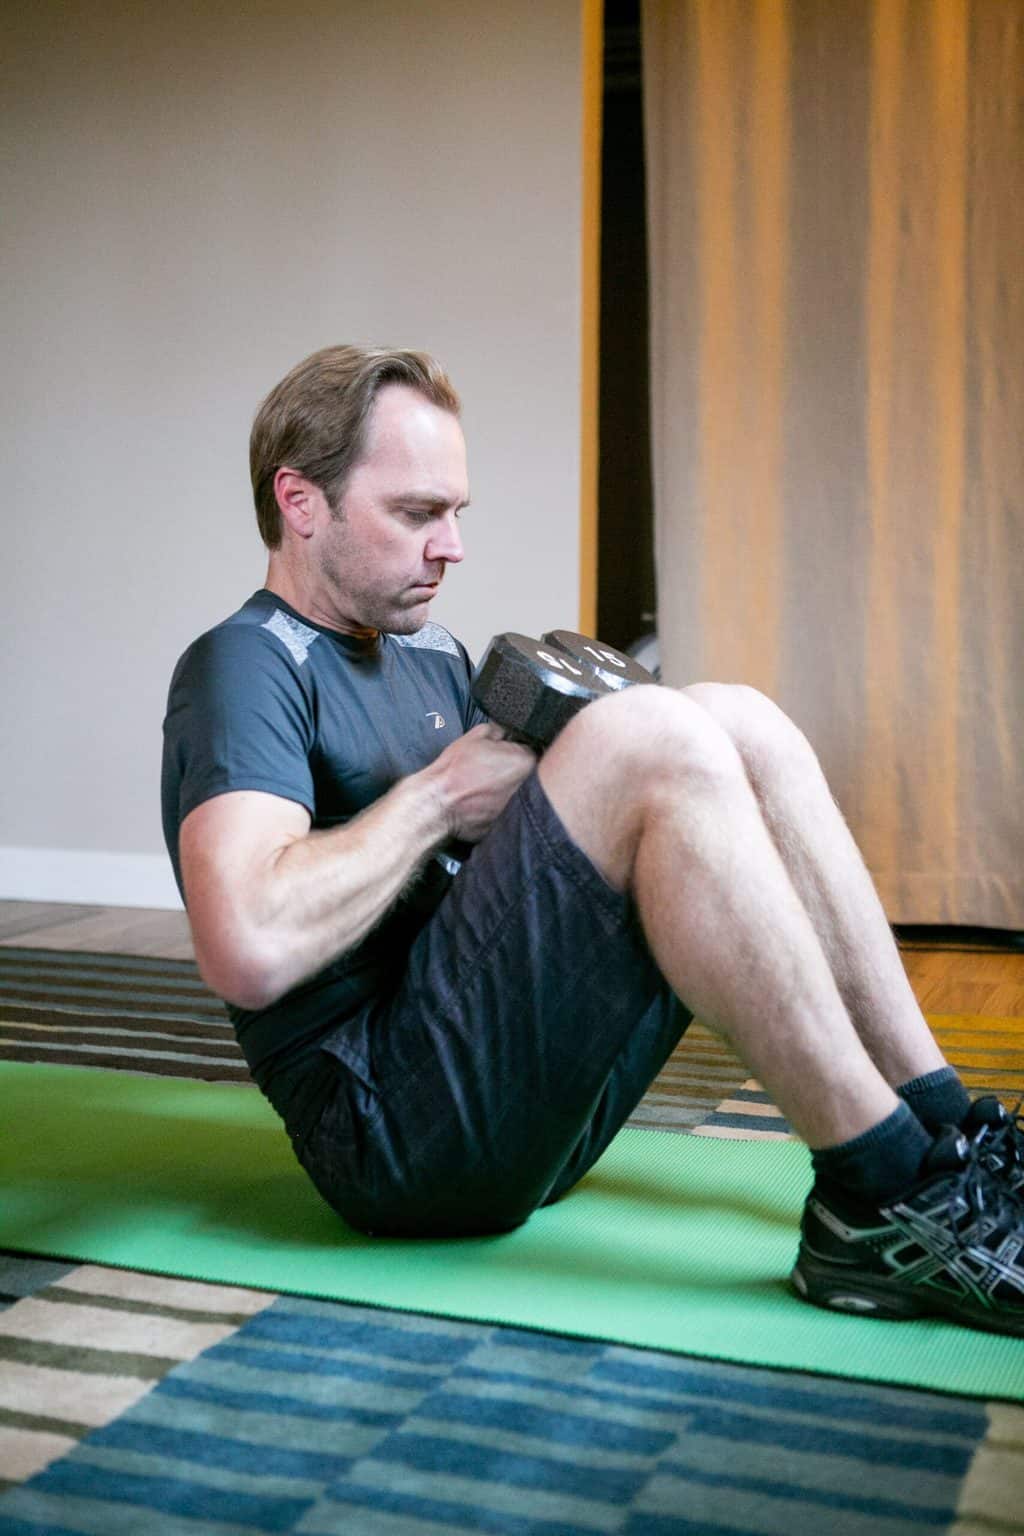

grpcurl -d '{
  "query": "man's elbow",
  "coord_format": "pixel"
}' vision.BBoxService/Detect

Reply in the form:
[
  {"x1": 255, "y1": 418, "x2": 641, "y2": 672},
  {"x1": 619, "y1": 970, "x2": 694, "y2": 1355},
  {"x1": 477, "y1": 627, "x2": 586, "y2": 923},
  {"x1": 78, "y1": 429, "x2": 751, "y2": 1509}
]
[{"x1": 193, "y1": 930, "x2": 288, "y2": 1012}]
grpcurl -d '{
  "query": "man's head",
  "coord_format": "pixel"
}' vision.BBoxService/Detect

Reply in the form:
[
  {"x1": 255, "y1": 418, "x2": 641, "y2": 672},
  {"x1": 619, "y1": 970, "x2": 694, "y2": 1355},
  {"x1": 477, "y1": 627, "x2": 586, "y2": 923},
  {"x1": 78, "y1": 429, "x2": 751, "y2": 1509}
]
[
  {"x1": 252, "y1": 345, "x2": 469, "y2": 636},
  {"x1": 250, "y1": 344, "x2": 461, "y2": 548}
]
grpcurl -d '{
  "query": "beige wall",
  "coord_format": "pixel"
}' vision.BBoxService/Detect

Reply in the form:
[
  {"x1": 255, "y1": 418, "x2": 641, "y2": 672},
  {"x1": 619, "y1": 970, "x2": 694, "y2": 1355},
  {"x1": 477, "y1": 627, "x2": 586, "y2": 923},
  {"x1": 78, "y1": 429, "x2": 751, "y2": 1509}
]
[{"x1": 1, "y1": 0, "x2": 587, "y2": 903}]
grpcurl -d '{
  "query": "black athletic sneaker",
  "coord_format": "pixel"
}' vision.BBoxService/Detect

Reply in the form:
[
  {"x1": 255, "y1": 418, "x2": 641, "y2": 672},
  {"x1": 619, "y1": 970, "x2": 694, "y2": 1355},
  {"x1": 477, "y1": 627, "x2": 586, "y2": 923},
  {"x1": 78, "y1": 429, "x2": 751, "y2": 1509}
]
[
  {"x1": 962, "y1": 1096, "x2": 1024, "y2": 1195},
  {"x1": 791, "y1": 1128, "x2": 1024, "y2": 1336}
]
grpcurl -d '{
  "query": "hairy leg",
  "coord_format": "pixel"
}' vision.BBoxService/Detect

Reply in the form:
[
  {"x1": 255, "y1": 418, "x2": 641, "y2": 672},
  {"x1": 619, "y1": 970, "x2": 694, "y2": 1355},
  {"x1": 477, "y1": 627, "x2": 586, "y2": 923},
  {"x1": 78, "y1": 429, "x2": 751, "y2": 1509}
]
[
  {"x1": 538, "y1": 687, "x2": 902, "y2": 1149},
  {"x1": 680, "y1": 683, "x2": 946, "y2": 1088}
]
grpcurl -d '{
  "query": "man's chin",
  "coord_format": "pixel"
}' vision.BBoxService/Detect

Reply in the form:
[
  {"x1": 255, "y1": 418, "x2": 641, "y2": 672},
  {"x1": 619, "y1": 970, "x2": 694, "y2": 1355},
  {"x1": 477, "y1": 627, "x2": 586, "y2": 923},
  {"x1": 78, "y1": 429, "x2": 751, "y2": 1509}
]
[
  {"x1": 386, "y1": 616, "x2": 429, "y2": 636},
  {"x1": 382, "y1": 598, "x2": 435, "y2": 636}
]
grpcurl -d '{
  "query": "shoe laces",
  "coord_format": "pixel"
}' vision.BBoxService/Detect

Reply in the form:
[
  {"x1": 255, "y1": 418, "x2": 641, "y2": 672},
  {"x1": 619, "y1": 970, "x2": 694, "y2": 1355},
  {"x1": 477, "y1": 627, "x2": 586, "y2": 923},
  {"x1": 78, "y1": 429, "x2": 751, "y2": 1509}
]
[
  {"x1": 978, "y1": 1097, "x2": 1024, "y2": 1172},
  {"x1": 944, "y1": 1127, "x2": 1024, "y2": 1248}
]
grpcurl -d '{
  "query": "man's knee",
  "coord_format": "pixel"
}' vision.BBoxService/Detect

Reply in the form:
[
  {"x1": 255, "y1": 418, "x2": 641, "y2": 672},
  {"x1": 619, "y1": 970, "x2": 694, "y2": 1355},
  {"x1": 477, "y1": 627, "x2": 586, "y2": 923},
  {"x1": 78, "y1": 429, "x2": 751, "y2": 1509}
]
[
  {"x1": 681, "y1": 682, "x2": 815, "y2": 779},
  {"x1": 537, "y1": 686, "x2": 748, "y2": 890},
  {"x1": 540, "y1": 685, "x2": 747, "y2": 851},
  {"x1": 556, "y1": 684, "x2": 744, "y2": 793}
]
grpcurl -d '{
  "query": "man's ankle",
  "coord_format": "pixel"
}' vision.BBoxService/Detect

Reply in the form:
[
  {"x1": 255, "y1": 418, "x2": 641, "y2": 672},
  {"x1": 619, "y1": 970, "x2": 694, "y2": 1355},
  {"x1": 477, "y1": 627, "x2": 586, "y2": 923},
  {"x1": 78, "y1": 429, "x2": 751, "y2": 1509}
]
[
  {"x1": 897, "y1": 1065, "x2": 971, "y2": 1134},
  {"x1": 810, "y1": 1101, "x2": 932, "y2": 1210}
]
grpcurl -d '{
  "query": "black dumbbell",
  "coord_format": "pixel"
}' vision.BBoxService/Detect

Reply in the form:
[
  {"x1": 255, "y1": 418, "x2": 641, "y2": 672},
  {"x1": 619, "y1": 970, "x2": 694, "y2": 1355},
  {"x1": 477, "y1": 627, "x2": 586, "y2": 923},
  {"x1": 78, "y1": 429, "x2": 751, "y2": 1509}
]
[{"x1": 472, "y1": 630, "x2": 655, "y2": 749}]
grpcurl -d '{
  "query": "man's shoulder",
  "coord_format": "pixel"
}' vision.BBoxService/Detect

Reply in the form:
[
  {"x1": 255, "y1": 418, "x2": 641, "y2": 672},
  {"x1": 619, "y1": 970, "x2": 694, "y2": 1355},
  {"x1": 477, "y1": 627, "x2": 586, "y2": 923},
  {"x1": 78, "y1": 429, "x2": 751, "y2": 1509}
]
[{"x1": 177, "y1": 593, "x2": 323, "y2": 676}]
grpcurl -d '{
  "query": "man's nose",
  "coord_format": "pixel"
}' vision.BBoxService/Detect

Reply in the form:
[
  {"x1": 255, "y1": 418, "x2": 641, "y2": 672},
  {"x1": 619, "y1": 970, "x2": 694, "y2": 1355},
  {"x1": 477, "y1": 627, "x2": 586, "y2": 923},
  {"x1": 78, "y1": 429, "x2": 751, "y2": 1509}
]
[{"x1": 427, "y1": 512, "x2": 464, "y2": 565}]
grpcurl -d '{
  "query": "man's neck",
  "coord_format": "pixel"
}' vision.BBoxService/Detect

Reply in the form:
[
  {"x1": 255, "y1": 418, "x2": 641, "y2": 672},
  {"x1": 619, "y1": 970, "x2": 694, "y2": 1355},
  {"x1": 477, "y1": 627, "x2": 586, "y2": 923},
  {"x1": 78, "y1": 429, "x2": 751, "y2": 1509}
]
[{"x1": 263, "y1": 560, "x2": 378, "y2": 641}]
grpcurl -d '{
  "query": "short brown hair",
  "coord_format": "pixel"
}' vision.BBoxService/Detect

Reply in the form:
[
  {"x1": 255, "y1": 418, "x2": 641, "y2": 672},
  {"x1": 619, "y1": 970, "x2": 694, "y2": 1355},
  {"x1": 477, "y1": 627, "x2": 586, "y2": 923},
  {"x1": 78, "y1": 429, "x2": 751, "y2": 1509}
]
[{"x1": 249, "y1": 344, "x2": 461, "y2": 549}]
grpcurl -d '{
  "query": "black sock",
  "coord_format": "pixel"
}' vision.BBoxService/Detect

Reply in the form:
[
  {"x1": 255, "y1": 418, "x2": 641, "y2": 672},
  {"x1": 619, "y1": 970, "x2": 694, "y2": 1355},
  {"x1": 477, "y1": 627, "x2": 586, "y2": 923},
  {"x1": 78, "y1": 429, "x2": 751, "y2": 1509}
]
[
  {"x1": 811, "y1": 1102, "x2": 932, "y2": 1209},
  {"x1": 897, "y1": 1066, "x2": 972, "y2": 1134}
]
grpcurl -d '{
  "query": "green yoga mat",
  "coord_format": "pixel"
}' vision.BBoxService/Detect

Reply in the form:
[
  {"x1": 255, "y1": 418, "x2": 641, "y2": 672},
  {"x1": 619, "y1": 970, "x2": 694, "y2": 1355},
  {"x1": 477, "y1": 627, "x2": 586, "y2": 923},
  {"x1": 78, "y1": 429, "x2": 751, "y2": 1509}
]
[{"x1": 2, "y1": 1061, "x2": 1022, "y2": 1401}]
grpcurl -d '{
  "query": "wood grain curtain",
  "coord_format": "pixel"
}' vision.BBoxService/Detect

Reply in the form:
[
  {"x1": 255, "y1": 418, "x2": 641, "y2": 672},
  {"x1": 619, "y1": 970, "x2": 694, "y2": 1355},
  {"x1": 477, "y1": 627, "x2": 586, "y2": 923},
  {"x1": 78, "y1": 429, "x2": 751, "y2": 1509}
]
[{"x1": 643, "y1": 0, "x2": 1023, "y2": 927}]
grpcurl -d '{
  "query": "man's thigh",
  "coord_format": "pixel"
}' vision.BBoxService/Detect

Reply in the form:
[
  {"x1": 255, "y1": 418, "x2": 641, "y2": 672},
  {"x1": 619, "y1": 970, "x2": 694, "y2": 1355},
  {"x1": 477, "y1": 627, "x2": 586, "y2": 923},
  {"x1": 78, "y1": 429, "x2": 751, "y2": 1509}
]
[{"x1": 299, "y1": 771, "x2": 690, "y2": 1236}]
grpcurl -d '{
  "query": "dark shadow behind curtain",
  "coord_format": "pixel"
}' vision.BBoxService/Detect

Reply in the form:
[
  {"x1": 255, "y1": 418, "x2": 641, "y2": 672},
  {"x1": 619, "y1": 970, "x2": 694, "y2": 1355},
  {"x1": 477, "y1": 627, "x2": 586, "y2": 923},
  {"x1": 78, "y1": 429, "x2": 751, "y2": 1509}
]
[
  {"x1": 642, "y1": 0, "x2": 1024, "y2": 926},
  {"x1": 599, "y1": 0, "x2": 656, "y2": 651}
]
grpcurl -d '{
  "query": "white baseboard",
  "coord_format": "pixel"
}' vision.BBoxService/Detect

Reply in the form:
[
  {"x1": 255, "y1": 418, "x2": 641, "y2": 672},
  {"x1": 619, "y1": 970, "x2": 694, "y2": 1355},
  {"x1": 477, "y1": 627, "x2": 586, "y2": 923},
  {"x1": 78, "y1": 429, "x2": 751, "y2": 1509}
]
[{"x1": 0, "y1": 846, "x2": 184, "y2": 910}]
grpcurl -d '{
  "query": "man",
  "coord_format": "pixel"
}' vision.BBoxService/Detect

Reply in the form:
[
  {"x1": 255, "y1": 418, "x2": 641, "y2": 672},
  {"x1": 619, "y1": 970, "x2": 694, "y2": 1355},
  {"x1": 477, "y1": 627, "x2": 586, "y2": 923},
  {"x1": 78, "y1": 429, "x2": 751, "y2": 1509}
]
[{"x1": 163, "y1": 343, "x2": 1024, "y2": 1336}]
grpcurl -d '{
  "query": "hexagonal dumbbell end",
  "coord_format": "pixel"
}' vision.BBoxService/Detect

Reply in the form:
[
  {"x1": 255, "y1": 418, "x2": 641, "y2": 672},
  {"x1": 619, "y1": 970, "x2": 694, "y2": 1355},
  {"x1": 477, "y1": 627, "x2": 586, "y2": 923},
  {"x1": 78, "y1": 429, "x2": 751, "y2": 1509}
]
[
  {"x1": 471, "y1": 632, "x2": 614, "y2": 748},
  {"x1": 541, "y1": 630, "x2": 656, "y2": 692}
]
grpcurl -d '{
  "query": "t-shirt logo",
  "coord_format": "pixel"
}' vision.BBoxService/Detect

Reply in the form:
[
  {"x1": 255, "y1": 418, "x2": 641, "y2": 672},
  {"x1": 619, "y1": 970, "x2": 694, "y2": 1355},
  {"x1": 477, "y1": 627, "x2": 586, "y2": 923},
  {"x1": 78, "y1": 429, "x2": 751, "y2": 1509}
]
[{"x1": 426, "y1": 711, "x2": 446, "y2": 730}]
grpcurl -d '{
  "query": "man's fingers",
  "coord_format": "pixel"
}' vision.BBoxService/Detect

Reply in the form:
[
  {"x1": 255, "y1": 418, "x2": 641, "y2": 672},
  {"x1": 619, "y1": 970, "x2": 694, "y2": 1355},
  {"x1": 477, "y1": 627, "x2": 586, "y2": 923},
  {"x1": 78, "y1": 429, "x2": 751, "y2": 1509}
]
[{"x1": 471, "y1": 721, "x2": 529, "y2": 749}]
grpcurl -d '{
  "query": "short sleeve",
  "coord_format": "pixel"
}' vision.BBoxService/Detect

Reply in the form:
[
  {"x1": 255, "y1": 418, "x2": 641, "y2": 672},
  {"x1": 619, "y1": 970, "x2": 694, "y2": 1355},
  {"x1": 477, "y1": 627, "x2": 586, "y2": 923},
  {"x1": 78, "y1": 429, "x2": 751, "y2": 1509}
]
[{"x1": 163, "y1": 625, "x2": 316, "y2": 828}]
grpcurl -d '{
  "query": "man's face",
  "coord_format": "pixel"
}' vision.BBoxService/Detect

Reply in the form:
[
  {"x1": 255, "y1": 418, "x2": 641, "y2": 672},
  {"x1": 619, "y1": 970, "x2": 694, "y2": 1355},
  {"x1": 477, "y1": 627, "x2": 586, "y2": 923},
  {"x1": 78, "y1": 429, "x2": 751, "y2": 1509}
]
[{"x1": 314, "y1": 383, "x2": 469, "y2": 635}]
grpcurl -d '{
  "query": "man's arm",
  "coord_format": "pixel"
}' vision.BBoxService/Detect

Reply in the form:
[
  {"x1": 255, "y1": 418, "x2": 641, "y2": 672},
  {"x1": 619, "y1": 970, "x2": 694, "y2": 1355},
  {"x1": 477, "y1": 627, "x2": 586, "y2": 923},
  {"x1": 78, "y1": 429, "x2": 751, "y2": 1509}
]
[{"x1": 179, "y1": 723, "x2": 535, "y2": 1010}]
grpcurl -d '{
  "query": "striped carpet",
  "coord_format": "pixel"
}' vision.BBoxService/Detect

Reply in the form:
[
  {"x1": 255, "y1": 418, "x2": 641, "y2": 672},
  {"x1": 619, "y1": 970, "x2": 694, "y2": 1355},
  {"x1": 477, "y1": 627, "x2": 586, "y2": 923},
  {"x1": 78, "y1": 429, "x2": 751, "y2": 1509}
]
[
  {"x1": 1, "y1": 947, "x2": 1020, "y2": 1139},
  {"x1": 2, "y1": 947, "x2": 1023, "y2": 1534},
  {"x1": 0, "y1": 946, "x2": 752, "y2": 1130},
  {"x1": 0, "y1": 949, "x2": 247, "y2": 1083},
  {"x1": 2, "y1": 1257, "x2": 1015, "y2": 1536}
]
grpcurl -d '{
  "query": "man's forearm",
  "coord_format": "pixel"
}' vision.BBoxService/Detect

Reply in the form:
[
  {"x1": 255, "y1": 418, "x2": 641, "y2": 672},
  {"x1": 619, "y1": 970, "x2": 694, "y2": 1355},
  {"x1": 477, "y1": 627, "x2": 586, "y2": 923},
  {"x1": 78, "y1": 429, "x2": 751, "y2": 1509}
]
[
  {"x1": 185, "y1": 770, "x2": 451, "y2": 1011},
  {"x1": 253, "y1": 773, "x2": 449, "y2": 1001},
  {"x1": 184, "y1": 723, "x2": 532, "y2": 1011}
]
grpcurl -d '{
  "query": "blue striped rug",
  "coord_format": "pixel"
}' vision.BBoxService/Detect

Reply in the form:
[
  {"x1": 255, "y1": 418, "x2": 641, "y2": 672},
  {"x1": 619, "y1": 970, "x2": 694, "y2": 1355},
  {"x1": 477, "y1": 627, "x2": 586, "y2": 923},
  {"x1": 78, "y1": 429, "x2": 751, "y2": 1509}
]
[{"x1": 0, "y1": 1256, "x2": 1002, "y2": 1536}]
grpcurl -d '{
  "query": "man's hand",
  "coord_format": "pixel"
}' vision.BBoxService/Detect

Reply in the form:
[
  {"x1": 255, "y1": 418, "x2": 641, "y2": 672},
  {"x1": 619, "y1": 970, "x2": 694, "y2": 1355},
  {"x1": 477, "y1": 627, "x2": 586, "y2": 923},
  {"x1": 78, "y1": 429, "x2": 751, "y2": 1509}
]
[{"x1": 422, "y1": 723, "x2": 537, "y2": 844}]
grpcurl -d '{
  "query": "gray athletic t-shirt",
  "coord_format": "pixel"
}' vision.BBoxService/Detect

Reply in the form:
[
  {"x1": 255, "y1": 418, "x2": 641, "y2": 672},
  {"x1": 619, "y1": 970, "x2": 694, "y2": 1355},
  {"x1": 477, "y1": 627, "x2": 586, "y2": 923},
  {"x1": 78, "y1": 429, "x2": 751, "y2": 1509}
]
[{"x1": 161, "y1": 588, "x2": 485, "y2": 1141}]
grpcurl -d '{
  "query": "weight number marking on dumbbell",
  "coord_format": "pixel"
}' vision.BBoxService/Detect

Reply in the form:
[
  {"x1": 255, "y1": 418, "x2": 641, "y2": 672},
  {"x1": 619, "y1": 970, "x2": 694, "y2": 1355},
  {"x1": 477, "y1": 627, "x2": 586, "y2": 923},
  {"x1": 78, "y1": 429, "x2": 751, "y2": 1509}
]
[
  {"x1": 536, "y1": 650, "x2": 584, "y2": 677},
  {"x1": 540, "y1": 630, "x2": 654, "y2": 690},
  {"x1": 583, "y1": 645, "x2": 626, "y2": 670}
]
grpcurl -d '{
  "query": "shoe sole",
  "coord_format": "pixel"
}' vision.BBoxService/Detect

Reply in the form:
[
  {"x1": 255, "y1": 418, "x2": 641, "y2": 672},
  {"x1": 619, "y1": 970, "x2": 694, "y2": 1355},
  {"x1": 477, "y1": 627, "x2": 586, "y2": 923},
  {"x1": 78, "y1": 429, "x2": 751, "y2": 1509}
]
[{"x1": 791, "y1": 1256, "x2": 1024, "y2": 1338}]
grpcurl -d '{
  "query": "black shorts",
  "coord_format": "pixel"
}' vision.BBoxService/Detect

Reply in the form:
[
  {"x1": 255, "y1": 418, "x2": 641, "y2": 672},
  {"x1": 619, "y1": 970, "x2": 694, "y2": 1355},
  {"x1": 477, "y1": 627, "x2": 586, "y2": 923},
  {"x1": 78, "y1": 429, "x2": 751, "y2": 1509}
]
[{"x1": 298, "y1": 770, "x2": 691, "y2": 1237}]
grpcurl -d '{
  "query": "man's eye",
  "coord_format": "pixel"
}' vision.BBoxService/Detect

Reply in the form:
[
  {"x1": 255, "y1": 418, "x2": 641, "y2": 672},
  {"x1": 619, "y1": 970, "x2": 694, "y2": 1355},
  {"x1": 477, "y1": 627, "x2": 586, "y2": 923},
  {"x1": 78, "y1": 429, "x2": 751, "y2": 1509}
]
[{"x1": 398, "y1": 506, "x2": 461, "y2": 525}]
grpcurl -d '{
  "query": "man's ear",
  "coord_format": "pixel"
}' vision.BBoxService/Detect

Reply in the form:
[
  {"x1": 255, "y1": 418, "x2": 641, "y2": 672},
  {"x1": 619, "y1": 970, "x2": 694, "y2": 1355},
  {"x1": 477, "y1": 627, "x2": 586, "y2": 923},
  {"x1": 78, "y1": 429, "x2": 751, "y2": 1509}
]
[{"x1": 274, "y1": 468, "x2": 324, "y2": 539}]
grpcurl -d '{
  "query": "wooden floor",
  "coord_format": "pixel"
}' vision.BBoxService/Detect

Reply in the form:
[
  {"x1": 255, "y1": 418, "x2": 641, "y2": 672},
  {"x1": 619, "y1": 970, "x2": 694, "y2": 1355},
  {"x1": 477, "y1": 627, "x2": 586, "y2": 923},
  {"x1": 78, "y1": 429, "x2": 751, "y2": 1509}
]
[
  {"x1": 1, "y1": 899, "x2": 1023, "y2": 1013},
  {"x1": 0, "y1": 900, "x2": 194, "y2": 961}
]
